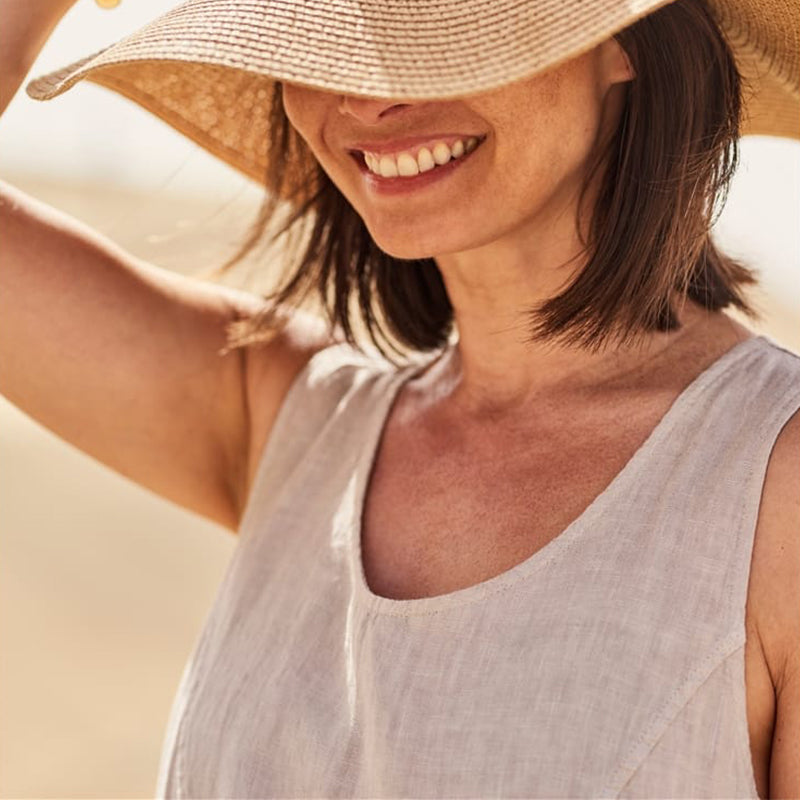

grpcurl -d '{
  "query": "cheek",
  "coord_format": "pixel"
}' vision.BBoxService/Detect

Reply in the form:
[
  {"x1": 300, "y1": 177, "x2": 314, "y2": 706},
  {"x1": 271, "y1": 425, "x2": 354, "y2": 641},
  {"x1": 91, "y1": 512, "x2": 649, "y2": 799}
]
[
  {"x1": 281, "y1": 85, "x2": 311, "y2": 137},
  {"x1": 281, "y1": 84, "x2": 331, "y2": 154},
  {"x1": 511, "y1": 80, "x2": 605, "y2": 183},
  {"x1": 481, "y1": 88, "x2": 606, "y2": 223},
  {"x1": 534, "y1": 75, "x2": 604, "y2": 158},
  {"x1": 491, "y1": 124, "x2": 589, "y2": 204},
  {"x1": 282, "y1": 87, "x2": 348, "y2": 184}
]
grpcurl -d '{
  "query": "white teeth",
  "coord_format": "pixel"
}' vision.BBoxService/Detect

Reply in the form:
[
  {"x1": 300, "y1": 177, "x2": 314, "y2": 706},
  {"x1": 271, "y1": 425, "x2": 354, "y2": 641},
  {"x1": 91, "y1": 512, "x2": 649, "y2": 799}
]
[
  {"x1": 364, "y1": 136, "x2": 480, "y2": 178},
  {"x1": 417, "y1": 147, "x2": 436, "y2": 172},
  {"x1": 396, "y1": 152, "x2": 419, "y2": 177},
  {"x1": 432, "y1": 142, "x2": 453, "y2": 166},
  {"x1": 378, "y1": 155, "x2": 398, "y2": 177}
]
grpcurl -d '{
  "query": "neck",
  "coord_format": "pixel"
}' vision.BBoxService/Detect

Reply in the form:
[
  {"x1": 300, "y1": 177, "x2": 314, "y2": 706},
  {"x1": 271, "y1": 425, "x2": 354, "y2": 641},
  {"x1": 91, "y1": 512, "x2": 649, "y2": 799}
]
[
  {"x1": 426, "y1": 290, "x2": 719, "y2": 419},
  {"x1": 427, "y1": 166, "x2": 735, "y2": 418}
]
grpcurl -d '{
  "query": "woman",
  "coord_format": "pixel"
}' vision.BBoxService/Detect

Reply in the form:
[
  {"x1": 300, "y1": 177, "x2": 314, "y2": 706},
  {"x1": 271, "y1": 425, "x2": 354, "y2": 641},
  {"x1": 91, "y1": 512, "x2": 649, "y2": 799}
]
[{"x1": 1, "y1": 0, "x2": 797, "y2": 796}]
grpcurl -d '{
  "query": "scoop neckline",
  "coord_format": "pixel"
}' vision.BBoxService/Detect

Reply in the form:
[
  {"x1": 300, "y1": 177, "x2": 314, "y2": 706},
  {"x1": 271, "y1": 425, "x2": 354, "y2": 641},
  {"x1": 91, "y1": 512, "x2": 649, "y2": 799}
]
[{"x1": 349, "y1": 334, "x2": 766, "y2": 617}]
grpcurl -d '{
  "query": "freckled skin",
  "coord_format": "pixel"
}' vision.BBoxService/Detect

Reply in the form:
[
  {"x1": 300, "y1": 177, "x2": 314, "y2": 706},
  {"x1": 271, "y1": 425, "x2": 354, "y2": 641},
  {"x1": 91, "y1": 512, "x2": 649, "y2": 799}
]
[
  {"x1": 281, "y1": 43, "x2": 790, "y2": 797},
  {"x1": 281, "y1": 42, "x2": 632, "y2": 268},
  {"x1": 281, "y1": 41, "x2": 645, "y2": 406}
]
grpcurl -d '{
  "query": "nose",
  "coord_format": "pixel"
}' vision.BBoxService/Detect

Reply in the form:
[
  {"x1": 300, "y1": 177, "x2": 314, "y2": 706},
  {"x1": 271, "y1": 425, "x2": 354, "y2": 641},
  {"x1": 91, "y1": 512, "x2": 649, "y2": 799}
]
[{"x1": 338, "y1": 93, "x2": 416, "y2": 124}]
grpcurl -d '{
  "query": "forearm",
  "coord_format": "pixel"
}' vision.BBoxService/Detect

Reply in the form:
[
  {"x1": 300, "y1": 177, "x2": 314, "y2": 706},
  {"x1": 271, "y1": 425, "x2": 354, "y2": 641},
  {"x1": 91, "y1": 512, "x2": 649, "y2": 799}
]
[{"x1": 0, "y1": 0, "x2": 78, "y2": 116}]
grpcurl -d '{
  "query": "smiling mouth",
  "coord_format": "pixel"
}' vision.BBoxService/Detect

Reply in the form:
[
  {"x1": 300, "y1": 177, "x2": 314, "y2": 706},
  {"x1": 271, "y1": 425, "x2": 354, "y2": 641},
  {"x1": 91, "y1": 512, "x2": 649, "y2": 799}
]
[{"x1": 348, "y1": 135, "x2": 487, "y2": 183}]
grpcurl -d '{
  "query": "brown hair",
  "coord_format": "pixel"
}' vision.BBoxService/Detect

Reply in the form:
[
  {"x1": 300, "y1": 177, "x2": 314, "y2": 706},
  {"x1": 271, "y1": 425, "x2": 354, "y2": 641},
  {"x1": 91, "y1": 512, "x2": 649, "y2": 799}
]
[{"x1": 219, "y1": 0, "x2": 757, "y2": 364}]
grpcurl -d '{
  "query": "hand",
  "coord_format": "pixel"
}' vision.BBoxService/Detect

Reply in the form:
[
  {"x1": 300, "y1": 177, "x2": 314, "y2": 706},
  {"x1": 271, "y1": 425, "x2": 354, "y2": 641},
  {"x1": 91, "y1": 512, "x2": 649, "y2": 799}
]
[{"x1": 0, "y1": 0, "x2": 84, "y2": 116}]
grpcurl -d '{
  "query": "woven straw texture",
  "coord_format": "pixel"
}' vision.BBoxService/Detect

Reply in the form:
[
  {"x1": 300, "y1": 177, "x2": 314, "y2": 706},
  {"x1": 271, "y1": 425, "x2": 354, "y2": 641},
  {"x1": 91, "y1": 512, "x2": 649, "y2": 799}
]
[{"x1": 26, "y1": 0, "x2": 799, "y2": 193}]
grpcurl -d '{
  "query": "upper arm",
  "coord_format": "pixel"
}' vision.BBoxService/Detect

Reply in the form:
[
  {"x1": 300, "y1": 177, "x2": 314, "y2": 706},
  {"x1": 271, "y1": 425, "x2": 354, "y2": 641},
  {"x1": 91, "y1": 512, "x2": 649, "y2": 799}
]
[
  {"x1": 0, "y1": 179, "x2": 336, "y2": 533},
  {"x1": 752, "y1": 406, "x2": 800, "y2": 798}
]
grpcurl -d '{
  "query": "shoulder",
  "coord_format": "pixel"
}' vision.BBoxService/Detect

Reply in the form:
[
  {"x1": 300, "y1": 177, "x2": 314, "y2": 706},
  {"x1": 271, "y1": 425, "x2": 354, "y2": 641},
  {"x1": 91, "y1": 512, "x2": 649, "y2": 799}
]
[
  {"x1": 753, "y1": 401, "x2": 800, "y2": 794},
  {"x1": 750, "y1": 390, "x2": 799, "y2": 739},
  {"x1": 748, "y1": 337, "x2": 800, "y2": 684},
  {"x1": 740, "y1": 337, "x2": 800, "y2": 792},
  {"x1": 237, "y1": 311, "x2": 389, "y2": 522},
  {"x1": 237, "y1": 310, "x2": 345, "y2": 522},
  {"x1": 242, "y1": 309, "x2": 387, "y2": 419}
]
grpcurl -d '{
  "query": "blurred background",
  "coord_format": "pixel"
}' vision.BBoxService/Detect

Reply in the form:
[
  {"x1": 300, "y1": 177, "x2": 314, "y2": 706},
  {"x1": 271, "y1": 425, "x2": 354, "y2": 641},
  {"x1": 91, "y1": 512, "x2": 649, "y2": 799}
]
[{"x1": 0, "y1": 0, "x2": 798, "y2": 796}]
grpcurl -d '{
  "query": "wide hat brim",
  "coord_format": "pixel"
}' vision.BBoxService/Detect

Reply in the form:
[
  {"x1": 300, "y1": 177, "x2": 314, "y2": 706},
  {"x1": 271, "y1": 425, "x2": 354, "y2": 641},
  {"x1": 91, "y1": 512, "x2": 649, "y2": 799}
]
[{"x1": 26, "y1": 0, "x2": 800, "y2": 196}]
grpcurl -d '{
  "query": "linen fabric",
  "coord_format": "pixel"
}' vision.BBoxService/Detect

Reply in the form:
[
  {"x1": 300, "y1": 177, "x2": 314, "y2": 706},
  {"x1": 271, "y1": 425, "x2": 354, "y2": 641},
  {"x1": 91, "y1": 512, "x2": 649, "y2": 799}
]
[{"x1": 155, "y1": 334, "x2": 800, "y2": 798}]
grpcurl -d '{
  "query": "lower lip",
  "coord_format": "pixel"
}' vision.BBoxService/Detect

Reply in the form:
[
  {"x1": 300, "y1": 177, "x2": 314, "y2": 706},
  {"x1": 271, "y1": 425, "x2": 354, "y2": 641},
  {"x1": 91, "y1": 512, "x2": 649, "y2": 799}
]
[{"x1": 351, "y1": 140, "x2": 485, "y2": 196}]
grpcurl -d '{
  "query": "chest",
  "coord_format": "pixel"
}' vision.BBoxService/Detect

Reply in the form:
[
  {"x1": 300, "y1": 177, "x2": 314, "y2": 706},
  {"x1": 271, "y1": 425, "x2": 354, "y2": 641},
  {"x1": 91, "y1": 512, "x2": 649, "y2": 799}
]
[{"x1": 360, "y1": 413, "x2": 775, "y2": 798}]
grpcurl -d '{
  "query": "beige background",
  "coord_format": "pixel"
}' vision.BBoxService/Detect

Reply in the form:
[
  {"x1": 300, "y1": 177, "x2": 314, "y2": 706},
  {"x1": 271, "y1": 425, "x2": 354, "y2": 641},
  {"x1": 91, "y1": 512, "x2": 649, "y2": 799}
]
[{"x1": 1, "y1": 1, "x2": 799, "y2": 797}]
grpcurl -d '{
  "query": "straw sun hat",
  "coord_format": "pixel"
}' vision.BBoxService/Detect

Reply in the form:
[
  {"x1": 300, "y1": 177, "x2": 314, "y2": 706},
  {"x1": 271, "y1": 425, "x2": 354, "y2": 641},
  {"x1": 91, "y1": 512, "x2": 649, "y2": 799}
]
[{"x1": 26, "y1": 0, "x2": 799, "y2": 196}]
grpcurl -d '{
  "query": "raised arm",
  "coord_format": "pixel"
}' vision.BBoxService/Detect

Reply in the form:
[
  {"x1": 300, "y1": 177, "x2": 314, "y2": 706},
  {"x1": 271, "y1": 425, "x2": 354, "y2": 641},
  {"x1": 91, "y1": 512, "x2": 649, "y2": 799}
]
[{"x1": 0, "y1": 0, "x2": 338, "y2": 532}]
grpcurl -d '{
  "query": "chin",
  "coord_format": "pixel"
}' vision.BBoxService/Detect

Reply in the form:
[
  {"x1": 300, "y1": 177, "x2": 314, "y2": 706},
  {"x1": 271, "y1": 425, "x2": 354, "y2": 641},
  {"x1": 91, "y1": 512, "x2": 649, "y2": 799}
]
[
  {"x1": 376, "y1": 246, "x2": 433, "y2": 261},
  {"x1": 365, "y1": 221, "x2": 475, "y2": 262},
  {"x1": 369, "y1": 237, "x2": 443, "y2": 262}
]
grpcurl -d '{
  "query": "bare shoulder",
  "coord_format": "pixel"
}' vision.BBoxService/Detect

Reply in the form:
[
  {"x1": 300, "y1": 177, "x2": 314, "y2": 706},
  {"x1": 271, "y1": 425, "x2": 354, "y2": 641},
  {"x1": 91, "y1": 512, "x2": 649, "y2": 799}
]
[
  {"x1": 235, "y1": 307, "x2": 343, "y2": 526},
  {"x1": 750, "y1": 403, "x2": 800, "y2": 796}
]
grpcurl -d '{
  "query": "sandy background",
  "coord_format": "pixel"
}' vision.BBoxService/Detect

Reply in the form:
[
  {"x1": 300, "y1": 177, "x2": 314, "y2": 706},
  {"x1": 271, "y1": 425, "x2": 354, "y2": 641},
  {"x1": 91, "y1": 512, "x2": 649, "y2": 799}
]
[{"x1": 0, "y1": 1, "x2": 798, "y2": 794}]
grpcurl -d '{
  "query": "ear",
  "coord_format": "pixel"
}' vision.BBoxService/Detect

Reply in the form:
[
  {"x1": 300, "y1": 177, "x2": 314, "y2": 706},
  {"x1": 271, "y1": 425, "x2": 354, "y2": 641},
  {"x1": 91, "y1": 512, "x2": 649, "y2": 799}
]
[{"x1": 601, "y1": 38, "x2": 636, "y2": 84}]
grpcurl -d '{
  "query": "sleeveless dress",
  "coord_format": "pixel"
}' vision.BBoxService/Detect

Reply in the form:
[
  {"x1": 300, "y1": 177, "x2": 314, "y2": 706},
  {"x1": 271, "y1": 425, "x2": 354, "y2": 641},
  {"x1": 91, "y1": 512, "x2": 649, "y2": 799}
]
[{"x1": 155, "y1": 334, "x2": 800, "y2": 798}]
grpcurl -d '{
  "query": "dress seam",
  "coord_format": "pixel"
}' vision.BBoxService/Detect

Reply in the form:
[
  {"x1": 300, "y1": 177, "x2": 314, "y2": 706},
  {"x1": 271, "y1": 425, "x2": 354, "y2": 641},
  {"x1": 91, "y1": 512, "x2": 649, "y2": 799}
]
[
  {"x1": 602, "y1": 628, "x2": 746, "y2": 796},
  {"x1": 603, "y1": 379, "x2": 800, "y2": 797}
]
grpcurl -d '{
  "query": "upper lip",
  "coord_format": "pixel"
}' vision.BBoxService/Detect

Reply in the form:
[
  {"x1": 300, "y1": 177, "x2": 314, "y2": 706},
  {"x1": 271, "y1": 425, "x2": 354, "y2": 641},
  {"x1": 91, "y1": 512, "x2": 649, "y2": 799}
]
[{"x1": 348, "y1": 134, "x2": 486, "y2": 155}]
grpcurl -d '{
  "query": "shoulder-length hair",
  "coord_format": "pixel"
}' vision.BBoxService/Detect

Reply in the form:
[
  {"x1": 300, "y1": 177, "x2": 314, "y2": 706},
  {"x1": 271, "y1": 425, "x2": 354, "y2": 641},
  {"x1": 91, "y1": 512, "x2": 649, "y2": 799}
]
[{"x1": 219, "y1": 0, "x2": 757, "y2": 364}]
